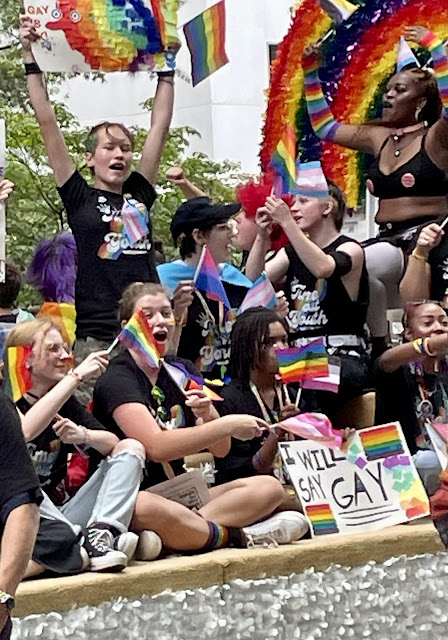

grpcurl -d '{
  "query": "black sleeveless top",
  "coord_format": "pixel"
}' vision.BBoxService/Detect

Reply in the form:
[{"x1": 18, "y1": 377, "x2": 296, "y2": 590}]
[
  {"x1": 367, "y1": 135, "x2": 448, "y2": 200},
  {"x1": 284, "y1": 236, "x2": 369, "y2": 340}
]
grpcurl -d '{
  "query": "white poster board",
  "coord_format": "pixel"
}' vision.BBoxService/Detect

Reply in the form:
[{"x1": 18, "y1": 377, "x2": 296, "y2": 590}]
[
  {"x1": 279, "y1": 422, "x2": 430, "y2": 537},
  {"x1": 0, "y1": 119, "x2": 5, "y2": 284}
]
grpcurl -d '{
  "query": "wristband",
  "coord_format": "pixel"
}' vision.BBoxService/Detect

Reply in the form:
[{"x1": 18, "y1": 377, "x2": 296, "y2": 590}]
[
  {"x1": 24, "y1": 61, "x2": 42, "y2": 75},
  {"x1": 423, "y1": 337, "x2": 436, "y2": 357},
  {"x1": 411, "y1": 249, "x2": 428, "y2": 262},
  {"x1": 412, "y1": 338, "x2": 425, "y2": 355},
  {"x1": 68, "y1": 369, "x2": 83, "y2": 383},
  {"x1": 157, "y1": 70, "x2": 175, "y2": 77}
]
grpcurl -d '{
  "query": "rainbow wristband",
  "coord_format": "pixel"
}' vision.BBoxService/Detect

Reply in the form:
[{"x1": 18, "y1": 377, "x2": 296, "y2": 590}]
[
  {"x1": 420, "y1": 32, "x2": 448, "y2": 112},
  {"x1": 303, "y1": 54, "x2": 340, "y2": 141}
]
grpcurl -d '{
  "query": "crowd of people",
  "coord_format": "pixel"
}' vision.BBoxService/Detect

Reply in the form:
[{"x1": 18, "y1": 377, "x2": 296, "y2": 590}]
[{"x1": 1, "y1": 16, "x2": 448, "y2": 639}]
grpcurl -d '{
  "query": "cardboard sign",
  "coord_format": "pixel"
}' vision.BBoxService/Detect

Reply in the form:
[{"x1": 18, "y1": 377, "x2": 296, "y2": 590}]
[
  {"x1": 23, "y1": 0, "x2": 179, "y2": 73},
  {"x1": 279, "y1": 422, "x2": 430, "y2": 537},
  {"x1": 147, "y1": 470, "x2": 210, "y2": 512}
]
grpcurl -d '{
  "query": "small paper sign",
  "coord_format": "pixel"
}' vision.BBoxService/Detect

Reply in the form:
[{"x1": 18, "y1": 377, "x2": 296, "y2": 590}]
[
  {"x1": 147, "y1": 470, "x2": 210, "y2": 512},
  {"x1": 279, "y1": 422, "x2": 430, "y2": 537}
]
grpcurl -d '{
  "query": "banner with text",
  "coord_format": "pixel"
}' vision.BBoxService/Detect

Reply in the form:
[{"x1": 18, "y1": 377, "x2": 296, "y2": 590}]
[{"x1": 279, "y1": 422, "x2": 430, "y2": 537}]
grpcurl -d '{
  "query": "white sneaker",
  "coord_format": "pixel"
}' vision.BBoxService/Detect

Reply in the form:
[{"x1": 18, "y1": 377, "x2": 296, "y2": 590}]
[
  {"x1": 243, "y1": 511, "x2": 309, "y2": 548},
  {"x1": 135, "y1": 530, "x2": 163, "y2": 561},
  {"x1": 115, "y1": 531, "x2": 139, "y2": 561}
]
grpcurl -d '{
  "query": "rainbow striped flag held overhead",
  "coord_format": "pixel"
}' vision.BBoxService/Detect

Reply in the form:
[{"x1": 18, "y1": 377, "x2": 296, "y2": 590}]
[
  {"x1": 319, "y1": 0, "x2": 358, "y2": 24},
  {"x1": 4, "y1": 345, "x2": 32, "y2": 402},
  {"x1": 276, "y1": 338, "x2": 329, "y2": 384},
  {"x1": 37, "y1": 302, "x2": 76, "y2": 346},
  {"x1": 238, "y1": 274, "x2": 277, "y2": 315},
  {"x1": 183, "y1": 1, "x2": 229, "y2": 87},
  {"x1": 194, "y1": 247, "x2": 231, "y2": 309},
  {"x1": 118, "y1": 308, "x2": 160, "y2": 368},
  {"x1": 295, "y1": 160, "x2": 329, "y2": 200},
  {"x1": 121, "y1": 196, "x2": 149, "y2": 247},
  {"x1": 397, "y1": 37, "x2": 420, "y2": 71},
  {"x1": 270, "y1": 125, "x2": 299, "y2": 197}
]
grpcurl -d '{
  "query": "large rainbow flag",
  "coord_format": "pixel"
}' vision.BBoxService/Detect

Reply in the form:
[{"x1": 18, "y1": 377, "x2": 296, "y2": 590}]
[
  {"x1": 194, "y1": 247, "x2": 231, "y2": 309},
  {"x1": 4, "y1": 345, "x2": 33, "y2": 402},
  {"x1": 118, "y1": 308, "x2": 160, "y2": 368},
  {"x1": 276, "y1": 339, "x2": 329, "y2": 384},
  {"x1": 183, "y1": 1, "x2": 229, "y2": 86}
]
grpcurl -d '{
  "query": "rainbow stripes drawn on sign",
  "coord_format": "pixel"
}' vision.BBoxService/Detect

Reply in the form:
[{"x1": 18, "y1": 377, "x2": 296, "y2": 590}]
[
  {"x1": 359, "y1": 424, "x2": 404, "y2": 461},
  {"x1": 118, "y1": 308, "x2": 160, "y2": 368},
  {"x1": 306, "y1": 503, "x2": 339, "y2": 535},
  {"x1": 4, "y1": 345, "x2": 33, "y2": 402},
  {"x1": 276, "y1": 339, "x2": 329, "y2": 384},
  {"x1": 183, "y1": 0, "x2": 229, "y2": 86}
]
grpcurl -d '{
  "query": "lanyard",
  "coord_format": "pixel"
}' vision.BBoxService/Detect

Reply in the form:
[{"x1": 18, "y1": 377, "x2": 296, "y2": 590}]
[
  {"x1": 195, "y1": 290, "x2": 225, "y2": 329},
  {"x1": 415, "y1": 373, "x2": 448, "y2": 448},
  {"x1": 249, "y1": 381, "x2": 287, "y2": 425}
]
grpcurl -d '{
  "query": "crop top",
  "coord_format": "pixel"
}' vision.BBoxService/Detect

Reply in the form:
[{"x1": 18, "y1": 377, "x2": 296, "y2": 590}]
[{"x1": 367, "y1": 135, "x2": 448, "y2": 200}]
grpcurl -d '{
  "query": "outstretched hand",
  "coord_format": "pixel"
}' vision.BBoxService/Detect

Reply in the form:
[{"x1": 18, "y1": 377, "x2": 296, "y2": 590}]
[
  {"x1": 404, "y1": 26, "x2": 430, "y2": 44},
  {"x1": 0, "y1": 180, "x2": 14, "y2": 204}
]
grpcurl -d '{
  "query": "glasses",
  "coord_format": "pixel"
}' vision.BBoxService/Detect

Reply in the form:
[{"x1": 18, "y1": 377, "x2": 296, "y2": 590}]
[{"x1": 45, "y1": 342, "x2": 71, "y2": 356}]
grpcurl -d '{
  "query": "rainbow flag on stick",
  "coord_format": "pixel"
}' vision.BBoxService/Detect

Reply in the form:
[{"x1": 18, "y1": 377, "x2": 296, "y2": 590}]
[
  {"x1": 194, "y1": 246, "x2": 230, "y2": 309},
  {"x1": 183, "y1": 1, "x2": 229, "y2": 87},
  {"x1": 269, "y1": 125, "x2": 299, "y2": 197},
  {"x1": 276, "y1": 339, "x2": 329, "y2": 384},
  {"x1": 4, "y1": 345, "x2": 32, "y2": 402},
  {"x1": 37, "y1": 302, "x2": 76, "y2": 346},
  {"x1": 117, "y1": 308, "x2": 160, "y2": 368}
]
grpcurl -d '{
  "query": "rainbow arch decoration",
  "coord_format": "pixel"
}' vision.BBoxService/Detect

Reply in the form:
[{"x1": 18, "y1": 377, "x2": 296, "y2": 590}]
[
  {"x1": 260, "y1": 0, "x2": 448, "y2": 209},
  {"x1": 23, "y1": 0, "x2": 179, "y2": 73}
]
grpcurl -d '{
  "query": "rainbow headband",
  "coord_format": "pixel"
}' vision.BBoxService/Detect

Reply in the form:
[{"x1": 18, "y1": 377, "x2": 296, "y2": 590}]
[{"x1": 261, "y1": 0, "x2": 448, "y2": 209}]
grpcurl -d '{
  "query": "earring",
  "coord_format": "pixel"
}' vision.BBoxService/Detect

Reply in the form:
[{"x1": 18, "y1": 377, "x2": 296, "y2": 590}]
[{"x1": 415, "y1": 106, "x2": 422, "y2": 120}]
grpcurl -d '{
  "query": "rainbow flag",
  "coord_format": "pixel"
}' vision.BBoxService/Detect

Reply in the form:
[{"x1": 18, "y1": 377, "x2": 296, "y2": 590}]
[
  {"x1": 183, "y1": 1, "x2": 229, "y2": 87},
  {"x1": 118, "y1": 308, "x2": 160, "y2": 368},
  {"x1": 319, "y1": 0, "x2": 358, "y2": 24},
  {"x1": 238, "y1": 274, "x2": 277, "y2": 314},
  {"x1": 397, "y1": 37, "x2": 420, "y2": 71},
  {"x1": 359, "y1": 424, "x2": 404, "y2": 461},
  {"x1": 276, "y1": 339, "x2": 329, "y2": 384},
  {"x1": 194, "y1": 247, "x2": 231, "y2": 309},
  {"x1": 305, "y1": 504, "x2": 339, "y2": 535},
  {"x1": 4, "y1": 345, "x2": 32, "y2": 402},
  {"x1": 37, "y1": 302, "x2": 77, "y2": 346},
  {"x1": 121, "y1": 196, "x2": 149, "y2": 246},
  {"x1": 269, "y1": 125, "x2": 298, "y2": 197}
]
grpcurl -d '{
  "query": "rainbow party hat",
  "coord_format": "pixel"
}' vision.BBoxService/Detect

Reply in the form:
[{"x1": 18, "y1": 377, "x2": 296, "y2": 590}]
[{"x1": 397, "y1": 37, "x2": 420, "y2": 72}]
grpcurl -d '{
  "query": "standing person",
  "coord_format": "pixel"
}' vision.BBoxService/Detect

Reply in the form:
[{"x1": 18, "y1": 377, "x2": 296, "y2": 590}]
[
  {"x1": 246, "y1": 170, "x2": 369, "y2": 419},
  {"x1": 303, "y1": 26, "x2": 448, "y2": 356},
  {"x1": 20, "y1": 17, "x2": 174, "y2": 400},
  {"x1": 375, "y1": 301, "x2": 448, "y2": 496},
  {"x1": 0, "y1": 391, "x2": 41, "y2": 640}
]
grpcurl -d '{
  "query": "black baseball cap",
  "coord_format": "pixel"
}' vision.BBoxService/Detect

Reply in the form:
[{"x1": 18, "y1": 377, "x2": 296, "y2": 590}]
[{"x1": 171, "y1": 197, "x2": 241, "y2": 242}]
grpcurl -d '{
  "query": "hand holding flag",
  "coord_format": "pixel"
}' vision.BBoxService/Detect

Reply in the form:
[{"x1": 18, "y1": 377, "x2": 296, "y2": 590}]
[{"x1": 117, "y1": 308, "x2": 160, "y2": 368}]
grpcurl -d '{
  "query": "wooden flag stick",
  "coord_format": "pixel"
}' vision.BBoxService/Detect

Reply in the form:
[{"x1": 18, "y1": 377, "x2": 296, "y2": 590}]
[
  {"x1": 193, "y1": 245, "x2": 207, "y2": 284},
  {"x1": 106, "y1": 337, "x2": 119, "y2": 355}
]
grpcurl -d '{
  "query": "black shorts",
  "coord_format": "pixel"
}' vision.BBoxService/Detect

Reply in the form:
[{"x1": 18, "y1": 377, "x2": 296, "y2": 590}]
[{"x1": 361, "y1": 215, "x2": 441, "y2": 254}]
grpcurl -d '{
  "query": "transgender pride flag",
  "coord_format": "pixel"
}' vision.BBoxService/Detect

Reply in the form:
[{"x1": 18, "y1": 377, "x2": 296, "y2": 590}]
[
  {"x1": 121, "y1": 196, "x2": 149, "y2": 246},
  {"x1": 194, "y1": 246, "x2": 230, "y2": 309},
  {"x1": 397, "y1": 37, "x2": 420, "y2": 71},
  {"x1": 238, "y1": 273, "x2": 277, "y2": 314},
  {"x1": 295, "y1": 161, "x2": 329, "y2": 199}
]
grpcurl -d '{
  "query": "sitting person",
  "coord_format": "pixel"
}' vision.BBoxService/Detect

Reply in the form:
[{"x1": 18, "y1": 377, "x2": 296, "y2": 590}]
[
  {"x1": 5, "y1": 320, "x2": 145, "y2": 573},
  {"x1": 246, "y1": 164, "x2": 370, "y2": 419},
  {"x1": 215, "y1": 307, "x2": 300, "y2": 485},
  {"x1": 375, "y1": 301, "x2": 448, "y2": 496},
  {"x1": 157, "y1": 197, "x2": 253, "y2": 381},
  {"x1": 93, "y1": 282, "x2": 309, "y2": 552}
]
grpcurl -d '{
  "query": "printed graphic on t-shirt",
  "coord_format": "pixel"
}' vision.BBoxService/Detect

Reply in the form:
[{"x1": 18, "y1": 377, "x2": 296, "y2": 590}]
[
  {"x1": 27, "y1": 439, "x2": 61, "y2": 485},
  {"x1": 196, "y1": 309, "x2": 237, "y2": 378},
  {"x1": 96, "y1": 194, "x2": 151, "y2": 260},
  {"x1": 288, "y1": 277, "x2": 328, "y2": 331}
]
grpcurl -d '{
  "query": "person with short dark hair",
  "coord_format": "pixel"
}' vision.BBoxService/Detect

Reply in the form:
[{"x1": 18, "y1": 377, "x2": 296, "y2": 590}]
[{"x1": 0, "y1": 259, "x2": 34, "y2": 365}]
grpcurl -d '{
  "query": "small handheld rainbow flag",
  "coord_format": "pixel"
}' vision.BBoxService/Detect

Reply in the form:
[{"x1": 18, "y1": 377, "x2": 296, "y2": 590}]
[
  {"x1": 37, "y1": 302, "x2": 77, "y2": 346},
  {"x1": 269, "y1": 125, "x2": 298, "y2": 197},
  {"x1": 4, "y1": 345, "x2": 32, "y2": 402},
  {"x1": 238, "y1": 273, "x2": 277, "y2": 315},
  {"x1": 118, "y1": 308, "x2": 160, "y2": 368},
  {"x1": 276, "y1": 339, "x2": 329, "y2": 384},
  {"x1": 194, "y1": 246, "x2": 231, "y2": 309},
  {"x1": 183, "y1": 1, "x2": 229, "y2": 87},
  {"x1": 319, "y1": 0, "x2": 358, "y2": 24}
]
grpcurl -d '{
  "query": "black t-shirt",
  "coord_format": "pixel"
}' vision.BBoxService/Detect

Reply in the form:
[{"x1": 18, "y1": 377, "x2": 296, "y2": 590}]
[
  {"x1": 16, "y1": 395, "x2": 105, "y2": 505},
  {"x1": 58, "y1": 170, "x2": 158, "y2": 342},
  {"x1": 284, "y1": 236, "x2": 369, "y2": 340},
  {"x1": 0, "y1": 391, "x2": 41, "y2": 508},
  {"x1": 93, "y1": 351, "x2": 200, "y2": 487},
  {"x1": 177, "y1": 283, "x2": 248, "y2": 381}
]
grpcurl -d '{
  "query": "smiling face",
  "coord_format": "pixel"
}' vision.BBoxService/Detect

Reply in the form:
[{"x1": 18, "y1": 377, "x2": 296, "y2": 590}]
[
  {"x1": 30, "y1": 328, "x2": 72, "y2": 387},
  {"x1": 405, "y1": 303, "x2": 448, "y2": 342},
  {"x1": 290, "y1": 195, "x2": 331, "y2": 232},
  {"x1": 382, "y1": 71, "x2": 426, "y2": 126},
  {"x1": 202, "y1": 220, "x2": 236, "y2": 264},
  {"x1": 86, "y1": 125, "x2": 133, "y2": 191},
  {"x1": 133, "y1": 292, "x2": 175, "y2": 358}
]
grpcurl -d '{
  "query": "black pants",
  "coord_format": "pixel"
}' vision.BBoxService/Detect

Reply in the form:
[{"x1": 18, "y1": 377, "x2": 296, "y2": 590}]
[{"x1": 0, "y1": 617, "x2": 12, "y2": 640}]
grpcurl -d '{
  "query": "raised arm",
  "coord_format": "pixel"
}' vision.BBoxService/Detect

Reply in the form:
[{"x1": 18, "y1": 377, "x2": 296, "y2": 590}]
[
  {"x1": 135, "y1": 73, "x2": 174, "y2": 184},
  {"x1": 400, "y1": 223, "x2": 443, "y2": 302},
  {"x1": 19, "y1": 17, "x2": 75, "y2": 187},
  {"x1": 245, "y1": 208, "x2": 289, "y2": 284},
  {"x1": 166, "y1": 167, "x2": 207, "y2": 199}
]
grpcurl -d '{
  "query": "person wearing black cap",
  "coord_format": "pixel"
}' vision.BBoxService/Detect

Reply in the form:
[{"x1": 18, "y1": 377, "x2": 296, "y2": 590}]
[{"x1": 157, "y1": 197, "x2": 254, "y2": 381}]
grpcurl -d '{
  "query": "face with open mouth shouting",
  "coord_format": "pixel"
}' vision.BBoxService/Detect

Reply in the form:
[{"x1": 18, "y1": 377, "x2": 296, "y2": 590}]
[
  {"x1": 86, "y1": 125, "x2": 133, "y2": 192},
  {"x1": 133, "y1": 292, "x2": 175, "y2": 358},
  {"x1": 381, "y1": 71, "x2": 426, "y2": 126}
]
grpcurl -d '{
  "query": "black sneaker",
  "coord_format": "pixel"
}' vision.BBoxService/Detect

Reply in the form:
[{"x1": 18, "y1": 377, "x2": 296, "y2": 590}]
[{"x1": 81, "y1": 523, "x2": 128, "y2": 572}]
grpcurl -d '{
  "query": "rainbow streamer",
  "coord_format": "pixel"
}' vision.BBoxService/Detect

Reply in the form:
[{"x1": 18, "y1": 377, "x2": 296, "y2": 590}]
[
  {"x1": 359, "y1": 424, "x2": 404, "y2": 461},
  {"x1": 276, "y1": 339, "x2": 329, "y2": 384},
  {"x1": 37, "y1": 302, "x2": 77, "y2": 346},
  {"x1": 306, "y1": 503, "x2": 340, "y2": 535},
  {"x1": 261, "y1": 0, "x2": 448, "y2": 209},
  {"x1": 270, "y1": 124, "x2": 298, "y2": 196},
  {"x1": 4, "y1": 345, "x2": 33, "y2": 402},
  {"x1": 118, "y1": 308, "x2": 160, "y2": 367},
  {"x1": 183, "y1": 1, "x2": 229, "y2": 87}
]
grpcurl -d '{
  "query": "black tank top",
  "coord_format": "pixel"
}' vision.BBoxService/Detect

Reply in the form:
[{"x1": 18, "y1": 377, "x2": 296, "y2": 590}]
[
  {"x1": 367, "y1": 135, "x2": 448, "y2": 200},
  {"x1": 284, "y1": 236, "x2": 369, "y2": 340}
]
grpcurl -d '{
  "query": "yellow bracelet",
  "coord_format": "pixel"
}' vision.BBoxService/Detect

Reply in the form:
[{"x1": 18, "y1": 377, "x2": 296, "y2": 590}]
[
  {"x1": 412, "y1": 338, "x2": 424, "y2": 354},
  {"x1": 411, "y1": 249, "x2": 428, "y2": 262}
]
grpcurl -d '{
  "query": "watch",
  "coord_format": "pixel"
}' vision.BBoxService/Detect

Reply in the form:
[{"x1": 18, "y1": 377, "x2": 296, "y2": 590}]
[{"x1": 0, "y1": 591, "x2": 15, "y2": 611}]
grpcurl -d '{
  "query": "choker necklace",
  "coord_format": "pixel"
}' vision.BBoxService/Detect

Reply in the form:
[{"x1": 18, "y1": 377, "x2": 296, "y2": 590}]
[
  {"x1": 25, "y1": 391, "x2": 40, "y2": 401},
  {"x1": 389, "y1": 121, "x2": 428, "y2": 157}
]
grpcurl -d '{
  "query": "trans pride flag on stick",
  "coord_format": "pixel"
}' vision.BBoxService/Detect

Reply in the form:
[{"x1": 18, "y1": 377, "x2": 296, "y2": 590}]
[
  {"x1": 276, "y1": 338, "x2": 329, "y2": 384},
  {"x1": 238, "y1": 273, "x2": 277, "y2": 315},
  {"x1": 183, "y1": 1, "x2": 229, "y2": 87},
  {"x1": 4, "y1": 345, "x2": 32, "y2": 402},
  {"x1": 194, "y1": 246, "x2": 231, "y2": 309},
  {"x1": 117, "y1": 308, "x2": 160, "y2": 368}
]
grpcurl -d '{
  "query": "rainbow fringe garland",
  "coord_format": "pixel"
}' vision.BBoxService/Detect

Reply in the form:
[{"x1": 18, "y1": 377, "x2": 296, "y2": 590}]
[{"x1": 261, "y1": 0, "x2": 448, "y2": 209}]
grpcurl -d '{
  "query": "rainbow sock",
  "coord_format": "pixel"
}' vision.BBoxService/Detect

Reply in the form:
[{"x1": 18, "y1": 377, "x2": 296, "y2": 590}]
[{"x1": 203, "y1": 521, "x2": 229, "y2": 551}]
